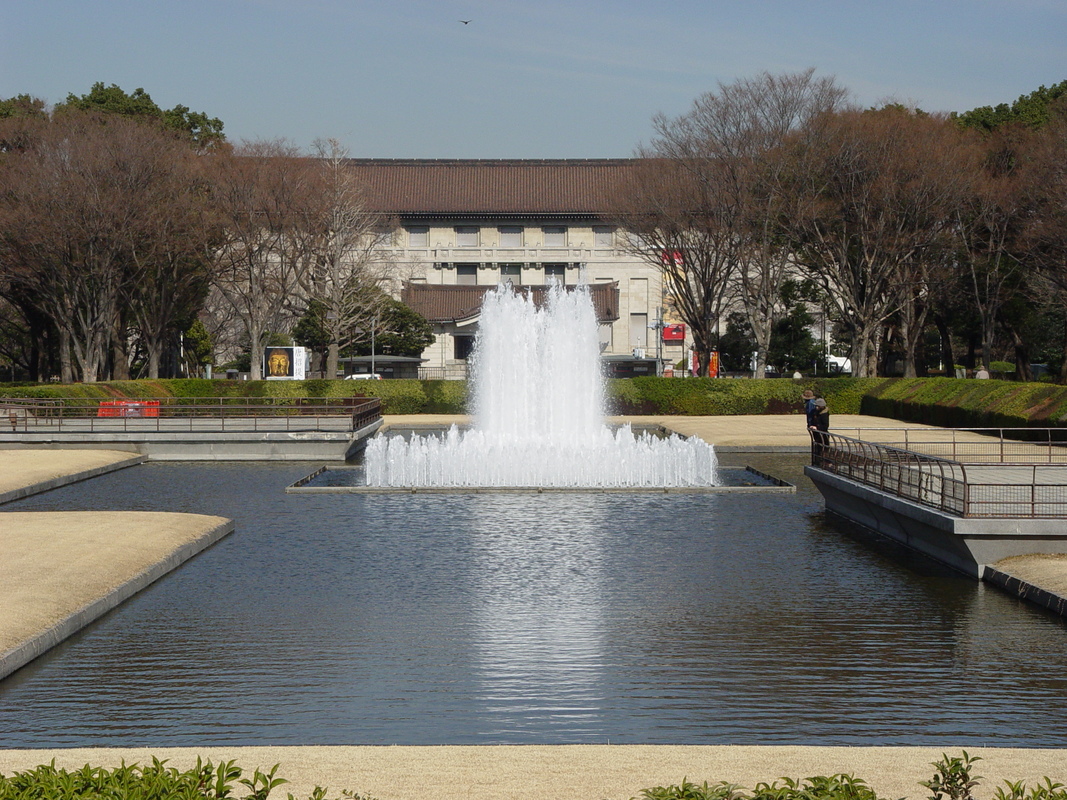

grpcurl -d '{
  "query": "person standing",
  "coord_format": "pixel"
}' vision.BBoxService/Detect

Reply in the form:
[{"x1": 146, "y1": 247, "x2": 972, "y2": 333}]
[{"x1": 808, "y1": 397, "x2": 830, "y2": 465}]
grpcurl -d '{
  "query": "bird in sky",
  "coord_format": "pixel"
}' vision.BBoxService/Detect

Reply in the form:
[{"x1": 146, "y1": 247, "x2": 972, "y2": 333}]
[{"x1": 459, "y1": 19, "x2": 472, "y2": 24}]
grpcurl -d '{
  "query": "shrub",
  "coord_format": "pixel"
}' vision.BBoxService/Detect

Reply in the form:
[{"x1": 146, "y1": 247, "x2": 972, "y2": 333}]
[
  {"x1": 861, "y1": 378, "x2": 1067, "y2": 429},
  {"x1": 0, "y1": 758, "x2": 375, "y2": 800}
]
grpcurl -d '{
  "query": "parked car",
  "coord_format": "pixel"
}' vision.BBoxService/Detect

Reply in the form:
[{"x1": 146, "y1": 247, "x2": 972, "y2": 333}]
[{"x1": 344, "y1": 373, "x2": 382, "y2": 380}]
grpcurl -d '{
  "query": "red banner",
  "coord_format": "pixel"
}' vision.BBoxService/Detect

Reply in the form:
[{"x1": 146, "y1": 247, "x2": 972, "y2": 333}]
[{"x1": 690, "y1": 349, "x2": 720, "y2": 377}]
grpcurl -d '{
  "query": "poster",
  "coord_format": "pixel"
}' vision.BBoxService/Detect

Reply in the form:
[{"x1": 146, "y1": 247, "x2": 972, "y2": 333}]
[{"x1": 264, "y1": 346, "x2": 308, "y2": 380}]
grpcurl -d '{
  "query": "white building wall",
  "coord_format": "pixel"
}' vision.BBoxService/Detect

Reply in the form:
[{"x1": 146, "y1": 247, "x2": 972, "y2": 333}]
[{"x1": 389, "y1": 221, "x2": 676, "y2": 373}]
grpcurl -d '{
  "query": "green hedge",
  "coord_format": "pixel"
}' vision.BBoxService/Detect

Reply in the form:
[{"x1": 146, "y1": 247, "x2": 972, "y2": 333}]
[
  {"x1": 605, "y1": 377, "x2": 890, "y2": 416},
  {"x1": 0, "y1": 378, "x2": 468, "y2": 415},
  {"x1": 8, "y1": 376, "x2": 1067, "y2": 423}
]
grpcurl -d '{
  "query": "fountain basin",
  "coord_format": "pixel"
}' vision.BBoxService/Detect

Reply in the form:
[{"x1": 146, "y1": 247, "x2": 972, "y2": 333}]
[{"x1": 287, "y1": 464, "x2": 794, "y2": 494}]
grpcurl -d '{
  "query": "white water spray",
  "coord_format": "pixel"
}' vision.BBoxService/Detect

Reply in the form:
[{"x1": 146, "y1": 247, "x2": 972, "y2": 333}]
[{"x1": 364, "y1": 283, "x2": 716, "y2": 487}]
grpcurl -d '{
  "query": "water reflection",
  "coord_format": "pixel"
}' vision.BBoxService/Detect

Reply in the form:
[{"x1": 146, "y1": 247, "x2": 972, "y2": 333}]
[{"x1": 466, "y1": 495, "x2": 609, "y2": 737}]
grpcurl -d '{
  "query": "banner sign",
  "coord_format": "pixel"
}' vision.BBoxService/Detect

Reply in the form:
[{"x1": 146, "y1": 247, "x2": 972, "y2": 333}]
[
  {"x1": 264, "y1": 346, "x2": 308, "y2": 380},
  {"x1": 662, "y1": 323, "x2": 686, "y2": 342},
  {"x1": 692, "y1": 349, "x2": 720, "y2": 377}
]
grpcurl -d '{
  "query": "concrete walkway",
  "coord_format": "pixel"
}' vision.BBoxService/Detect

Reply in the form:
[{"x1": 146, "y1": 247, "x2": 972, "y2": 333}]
[{"x1": 2, "y1": 425, "x2": 1066, "y2": 799}]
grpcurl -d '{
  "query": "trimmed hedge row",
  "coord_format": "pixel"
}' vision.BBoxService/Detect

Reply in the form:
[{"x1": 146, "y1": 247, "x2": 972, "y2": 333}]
[
  {"x1": 605, "y1": 377, "x2": 890, "y2": 416},
  {"x1": 860, "y1": 377, "x2": 1067, "y2": 429},
  {"x1": 8, "y1": 376, "x2": 1067, "y2": 424},
  {"x1": 0, "y1": 378, "x2": 469, "y2": 415}
]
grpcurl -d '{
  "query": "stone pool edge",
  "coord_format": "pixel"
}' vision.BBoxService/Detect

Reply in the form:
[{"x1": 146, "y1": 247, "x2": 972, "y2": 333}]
[{"x1": 0, "y1": 514, "x2": 234, "y2": 682}]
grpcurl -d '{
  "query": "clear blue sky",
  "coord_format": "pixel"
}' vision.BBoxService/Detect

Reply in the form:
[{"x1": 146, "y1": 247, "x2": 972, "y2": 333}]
[{"x1": 3, "y1": 0, "x2": 1064, "y2": 158}]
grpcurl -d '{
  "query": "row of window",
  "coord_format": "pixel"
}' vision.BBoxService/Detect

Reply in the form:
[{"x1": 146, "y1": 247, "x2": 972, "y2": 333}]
[
  {"x1": 453, "y1": 263, "x2": 568, "y2": 286},
  {"x1": 407, "y1": 226, "x2": 615, "y2": 248}
]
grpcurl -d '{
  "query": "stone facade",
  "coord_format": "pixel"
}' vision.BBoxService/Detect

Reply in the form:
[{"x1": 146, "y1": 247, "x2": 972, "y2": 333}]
[{"x1": 348, "y1": 159, "x2": 685, "y2": 378}]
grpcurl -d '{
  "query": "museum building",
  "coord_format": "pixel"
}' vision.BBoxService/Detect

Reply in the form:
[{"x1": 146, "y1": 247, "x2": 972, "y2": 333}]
[{"x1": 347, "y1": 159, "x2": 685, "y2": 378}]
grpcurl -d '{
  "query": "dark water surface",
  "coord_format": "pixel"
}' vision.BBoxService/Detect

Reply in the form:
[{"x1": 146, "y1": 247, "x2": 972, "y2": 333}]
[{"x1": 2, "y1": 454, "x2": 1066, "y2": 747}]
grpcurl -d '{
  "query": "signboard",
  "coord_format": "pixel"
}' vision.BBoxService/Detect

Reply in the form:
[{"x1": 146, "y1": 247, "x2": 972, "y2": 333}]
[
  {"x1": 264, "y1": 346, "x2": 308, "y2": 380},
  {"x1": 662, "y1": 323, "x2": 686, "y2": 342}
]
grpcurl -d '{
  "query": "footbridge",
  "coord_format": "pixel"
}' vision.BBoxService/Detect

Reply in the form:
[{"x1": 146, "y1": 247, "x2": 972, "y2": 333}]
[
  {"x1": 806, "y1": 427, "x2": 1067, "y2": 577},
  {"x1": 0, "y1": 396, "x2": 383, "y2": 461}
]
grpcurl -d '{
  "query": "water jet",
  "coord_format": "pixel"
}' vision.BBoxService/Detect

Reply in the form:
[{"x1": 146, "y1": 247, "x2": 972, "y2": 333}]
[{"x1": 363, "y1": 283, "x2": 717, "y2": 489}]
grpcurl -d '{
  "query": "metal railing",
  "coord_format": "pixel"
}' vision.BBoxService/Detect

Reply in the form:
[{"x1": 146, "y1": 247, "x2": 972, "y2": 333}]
[
  {"x1": 814, "y1": 431, "x2": 1067, "y2": 518},
  {"x1": 830, "y1": 426, "x2": 1067, "y2": 463},
  {"x1": 1, "y1": 396, "x2": 382, "y2": 434}
]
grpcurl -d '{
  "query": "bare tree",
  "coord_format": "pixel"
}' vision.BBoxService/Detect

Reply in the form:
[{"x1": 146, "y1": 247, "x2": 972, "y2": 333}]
[
  {"x1": 298, "y1": 139, "x2": 394, "y2": 378},
  {"x1": 620, "y1": 70, "x2": 847, "y2": 376},
  {"x1": 776, "y1": 107, "x2": 973, "y2": 376},
  {"x1": 1020, "y1": 104, "x2": 1067, "y2": 378},
  {"x1": 618, "y1": 157, "x2": 741, "y2": 376},
  {"x1": 207, "y1": 140, "x2": 319, "y2": 380},
  {"x1": 0, "y1": 114, "x2": 171, "y2": 381},
  {"x1": 119, "y1": 132, "x2": 216, "y2": 378}
]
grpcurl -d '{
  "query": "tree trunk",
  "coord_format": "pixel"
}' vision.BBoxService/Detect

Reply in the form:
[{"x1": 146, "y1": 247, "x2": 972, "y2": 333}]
[
  {"x1": 59, "y1": 331, "x2": 73, "y2": 383},
  {"x1": 147, "y1": 343, "x2": 161, "y2": 380},
  {"x1": 1007, "y1": 325, "x2": 1032, "y2": 382},
  {"x1": 326, "y1": 342, "x2": 340, "y2": 380},
  {"x1": 248, "y1": 323, "x2": 263, "y2": 380},
  {"x1": 111, "y1": 317, "x2": 130, "y2": 381},
  {"x1": 848, "y1": 327, "x2": 871, "y2": 378},
  {"x1": 933, "y1": 315, "x2": 954, "y2": 377}
]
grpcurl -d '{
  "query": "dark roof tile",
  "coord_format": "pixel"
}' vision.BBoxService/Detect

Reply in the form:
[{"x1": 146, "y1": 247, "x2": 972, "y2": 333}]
[{"x1": 346, "y1": 159, "x2": 635, "y2": 216}]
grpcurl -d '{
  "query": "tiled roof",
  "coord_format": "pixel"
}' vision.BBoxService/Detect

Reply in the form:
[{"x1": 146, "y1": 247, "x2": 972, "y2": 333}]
[
  {"x1": 346, "y1": 159, "x2": 635, "y2": 217},
  {"x1": 402, "y1": 282, "x2": 620, "y2": 324}
]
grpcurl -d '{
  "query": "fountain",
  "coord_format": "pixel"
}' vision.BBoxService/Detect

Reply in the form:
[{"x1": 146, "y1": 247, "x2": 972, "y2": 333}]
[{"x1": 363, "y1": 282, "x2": 717, "y2": 488}]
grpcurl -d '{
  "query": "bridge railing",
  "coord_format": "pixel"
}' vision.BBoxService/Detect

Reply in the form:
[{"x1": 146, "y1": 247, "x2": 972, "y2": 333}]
[
  {"x1": 815, "y1": 431, "x2": 1067, "y2": 518},
  {"x1": 815, "y1": 432, "x2": 969, "y2": 516},
  {"x1": 1, "y1": 396, "x2": 382, "y2": 434},
  {"x1": 830, "y1": 426, "x2": 1067, "y2": 463}
]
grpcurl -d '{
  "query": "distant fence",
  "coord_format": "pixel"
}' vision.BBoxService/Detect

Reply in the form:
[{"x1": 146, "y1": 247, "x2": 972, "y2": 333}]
[
  {"x1": 1, "y1": 396, "x2": 381, "y2": 434},
  {"x1": 815, "y1": 430, "x2": 1067, "y2": 518}
]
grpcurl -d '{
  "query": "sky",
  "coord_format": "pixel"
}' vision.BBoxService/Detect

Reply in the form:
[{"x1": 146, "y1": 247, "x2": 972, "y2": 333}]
[{"x1": 3, "y1": 0, "x2": 1065, "y2": 158}]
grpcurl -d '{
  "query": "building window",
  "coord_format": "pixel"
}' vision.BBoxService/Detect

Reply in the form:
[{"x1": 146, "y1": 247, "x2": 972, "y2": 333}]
[
  {"x1": 543, "y1": 226, "x2": 566, "y2": 247},
  {"x1": 599, "y1": 323, "x2": 613, "y2": 352},
  {"x1": 499, "y1": 226, "x2": 523, "y2": 247},
  {"x1": 454, "y1": 335, "x2": 475, "y2": 361},
  {"x1": 544, "y1": 263, "x2": 566, "y2": 284},
  {"x1": 499, "y1": 264, "x2": 522, "y2": 285},
  {"x1": 594, "y1": 226, "x2": 614, "y2": 247},
  {"x1": 408, "y1": 226, "x2": 429, "y2": 247},
  {"x1": 456, "y1": 226, "x2": 479, "y2": 247},
  {"x1": 456, "y1": 263, "x2": 478, "y2": 285},
  {"x1": 630, "y1": 313, "x2": 648, "y2": 349}
]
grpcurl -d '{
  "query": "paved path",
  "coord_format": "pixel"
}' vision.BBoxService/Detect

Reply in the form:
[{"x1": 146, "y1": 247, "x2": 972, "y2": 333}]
[
  {"x1": 0, "y1": 744, "x2": 1065, "y2": 800},
  {"x1": 1, "y1": 423, "x2": 1066, "y2": 799}
]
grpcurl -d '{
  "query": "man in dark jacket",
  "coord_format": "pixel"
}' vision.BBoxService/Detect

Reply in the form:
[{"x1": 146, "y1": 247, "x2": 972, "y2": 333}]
[{"x1": 808, "y1": 397, "x2": 829, "y2": 464}]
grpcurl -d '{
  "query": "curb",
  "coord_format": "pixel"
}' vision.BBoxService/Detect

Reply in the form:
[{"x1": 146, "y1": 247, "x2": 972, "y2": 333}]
[
  {"x1": 0, "y1": 455, "x2": 147, "y2": 506},
  {"x1": 983, "y1": 566, "x2": 1067, "y2": 617}
]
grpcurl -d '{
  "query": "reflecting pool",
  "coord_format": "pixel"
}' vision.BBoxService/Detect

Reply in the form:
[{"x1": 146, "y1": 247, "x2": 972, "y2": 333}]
[{"x1": 1, "y1": 454, "x2": 1066, "y2": 747}]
